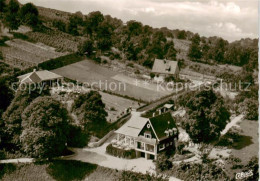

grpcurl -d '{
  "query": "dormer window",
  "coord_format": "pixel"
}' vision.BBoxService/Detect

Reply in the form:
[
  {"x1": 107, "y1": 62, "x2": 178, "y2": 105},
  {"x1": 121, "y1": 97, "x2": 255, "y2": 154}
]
[{"x1": 164, "y1": 130, "x2": 169, "y2": 137}]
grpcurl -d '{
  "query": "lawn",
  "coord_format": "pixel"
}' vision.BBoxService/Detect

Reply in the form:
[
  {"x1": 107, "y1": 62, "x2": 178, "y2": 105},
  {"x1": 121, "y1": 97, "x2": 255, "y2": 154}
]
[
  {"x1": 0, "y1": 160, "x2": 120, "y2": 181},
  {"x1": 231, "y1": 120, "x2": 258, "y2": 164},
  {"x1": 0, "y1": 160, "x2": 158, "y2": 181},
  {"x1": 52, "y1": 60, "x2": 174, "y2": 102},
  {"x1": 100, "y1": 92, "x2": 144, "y2": 123}
]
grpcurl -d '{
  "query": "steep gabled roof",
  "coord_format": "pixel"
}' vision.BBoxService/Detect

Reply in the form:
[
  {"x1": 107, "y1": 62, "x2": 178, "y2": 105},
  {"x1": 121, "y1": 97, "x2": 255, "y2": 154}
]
[
  {"x1": 149, "y1": 112, "x2": 177, "y2": 141},
  {"x1": 152, "y1": 59, "x2": 178, "y2": 75}
]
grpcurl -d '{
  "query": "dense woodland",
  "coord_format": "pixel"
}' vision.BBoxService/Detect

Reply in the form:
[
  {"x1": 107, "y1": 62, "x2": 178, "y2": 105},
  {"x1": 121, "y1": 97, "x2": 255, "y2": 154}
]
[{"x1": 0, "y1": 0, "x2": 258, "y2": 70}]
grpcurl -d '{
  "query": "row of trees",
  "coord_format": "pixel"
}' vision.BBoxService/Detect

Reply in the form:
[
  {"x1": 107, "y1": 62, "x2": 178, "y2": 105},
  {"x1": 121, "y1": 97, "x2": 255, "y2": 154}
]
[
  {"x1": 188, "y1": 33, "x2": 258, "y2": 69},
  {"x1": 0, "y1": 0, "x2": 40, "y2": 31},
  {"x1": 52, "y1": 11, "x2": 178, "y2": 67}
]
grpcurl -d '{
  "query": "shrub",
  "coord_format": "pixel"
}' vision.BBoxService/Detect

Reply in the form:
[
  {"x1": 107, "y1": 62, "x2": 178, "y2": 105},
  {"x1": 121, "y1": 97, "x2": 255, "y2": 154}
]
[
  {"x1": 12, "y1": 33, "x2": 30, "y2": 41},
  {"x1": 155, "y1": 154, "x2": 173, "y2": 171},
  {"x1": 106, "y1": 144, "x2": 136, "y2": 159},
  {"x1": 109, "y1": 54, "x2": 114, "y2": 60},
  {"x1": 150, "y1": 72, "x2": 155, "y2": 79},
  {"x1": 0, "y1": 36, "x2": 10, "y2": 46},
  {"x1": 93, "y1": 57, "x2": 101, "y2": 64},
  {"x1": 134, "y1": 69, "x2": 140, "y2": 74},
  {"x1": 127, "y1": 62, "x2": 134, "y2": 68}
]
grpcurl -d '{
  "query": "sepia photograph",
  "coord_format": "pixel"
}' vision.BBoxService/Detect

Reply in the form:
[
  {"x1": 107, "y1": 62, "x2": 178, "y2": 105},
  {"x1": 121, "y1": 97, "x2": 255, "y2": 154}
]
[{"x1": 0, "y1": 0, "x2": 258, "y2": 180}]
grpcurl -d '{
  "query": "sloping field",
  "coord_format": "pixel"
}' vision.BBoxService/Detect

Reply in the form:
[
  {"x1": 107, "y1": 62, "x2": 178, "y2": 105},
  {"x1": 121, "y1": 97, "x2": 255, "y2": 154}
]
[
  {"x1": 26, "y1": 29, "x2": 82, "y2": 52},
  {"x1": 52, "y1": 60, "x2": 172, "y2": 102},
  {"x1": 0, "y1": 39, "x2": 67, "y2": 69}
]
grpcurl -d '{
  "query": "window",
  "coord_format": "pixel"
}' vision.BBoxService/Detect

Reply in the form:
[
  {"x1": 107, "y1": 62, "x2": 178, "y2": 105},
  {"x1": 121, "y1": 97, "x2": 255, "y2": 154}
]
[
  {"x1": 145, "y1": 133, "x2": 151, "y2": 139},
  {"x1": 170, "y1": 142, "x2": 172, "y2": 145},
  {"x1": 159, "y1": 144, "x2": 165, "y2": 151},
  {"x1": 166, "y1": 143, "x2": 169, "y2": 147}
]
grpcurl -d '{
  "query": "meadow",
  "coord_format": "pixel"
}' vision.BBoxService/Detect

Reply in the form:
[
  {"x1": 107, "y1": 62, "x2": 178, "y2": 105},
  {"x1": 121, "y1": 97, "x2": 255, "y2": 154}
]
[
  {"x1": 52, "y1": 60, "x2": 173, "y2": 102},
  {"x1": 0, "y1": 160, "x2": 119, "y2": 181}
]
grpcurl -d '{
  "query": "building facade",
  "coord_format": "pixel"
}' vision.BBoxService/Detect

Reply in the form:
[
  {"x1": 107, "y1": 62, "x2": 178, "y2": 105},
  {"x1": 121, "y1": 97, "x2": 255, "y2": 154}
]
[
  {"x1": 112, "y1": 111, "x2": 178, "y2": 160},
  {"x1": 152, "y1": 59, "x2": 180, "y2": 80}
]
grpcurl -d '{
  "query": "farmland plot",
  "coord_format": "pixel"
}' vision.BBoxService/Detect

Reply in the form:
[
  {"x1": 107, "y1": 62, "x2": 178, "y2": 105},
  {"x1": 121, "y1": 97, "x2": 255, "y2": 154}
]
[
  {"x1": 26, "y1": 29, "x2": 82, "y2": 52},
  {"x1": 52, "y1": 60, "x2": 173, "y2": 102},
  {"x1": 0, "y1": 39, "x2": 67, "y2": 69}
]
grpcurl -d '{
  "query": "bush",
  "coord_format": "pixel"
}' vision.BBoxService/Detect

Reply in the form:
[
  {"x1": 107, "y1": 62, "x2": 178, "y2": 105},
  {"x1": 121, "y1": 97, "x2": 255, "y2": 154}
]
[
  {"x1": 150, "y1": 72, "x2": 155, "y2": 79},
  {"x1": 106, "y1": 144, "x2": 136, "y2": 159},
  {"x1": 155, "y1": 154, "x2": 173, "y2": 172},
  {"x1": 38, "y1": 53, "x2": 84, "y2": 70},
  {"x1": 127, "y1": 62, "x2": 134, "y2": 68},
  {"x1": 93, "y1": 57, "x2": 101, "y2": 64},
  {"x1": 12, "y1": 33, "x2": 30, "y2": 41},
  {"x1": 0, "y1": 36, "x2": 10, "y2": 46}
]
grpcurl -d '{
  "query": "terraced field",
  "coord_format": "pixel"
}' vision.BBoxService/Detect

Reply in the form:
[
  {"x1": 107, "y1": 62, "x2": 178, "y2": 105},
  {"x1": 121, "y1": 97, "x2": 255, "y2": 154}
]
[{"x1": 0, "y1": 39, "x2": 67, "y2": 69}]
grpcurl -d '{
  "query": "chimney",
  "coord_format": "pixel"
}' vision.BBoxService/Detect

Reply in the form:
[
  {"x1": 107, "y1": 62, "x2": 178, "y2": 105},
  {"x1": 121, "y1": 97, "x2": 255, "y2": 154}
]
[
  {"x1": 153, "y1": 112, "x2": 155, "y2": 117},
  {"x1": 33, "y1": 69, "x2": 36, "y2": 72},
  {"x1": 159, "y1": 109, "x2": 161, "y2": 115}
]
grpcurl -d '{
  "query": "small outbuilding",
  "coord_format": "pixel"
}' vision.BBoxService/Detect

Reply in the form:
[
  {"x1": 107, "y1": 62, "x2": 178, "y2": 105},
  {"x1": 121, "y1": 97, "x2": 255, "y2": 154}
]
[{"x1": 18, "y1": 69, "x2": 63, "y2": 85}]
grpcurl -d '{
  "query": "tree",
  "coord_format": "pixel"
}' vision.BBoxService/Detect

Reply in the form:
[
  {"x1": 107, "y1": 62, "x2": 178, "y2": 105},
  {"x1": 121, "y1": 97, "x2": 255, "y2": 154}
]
[
  {"x1": 188, "y1": 33, "x2": 202, "y2": 61},
  {"x1": 19, "y1": 3, "x2": 39, "y2": 28},
  {"x1": 241, "y1": 99, "x2": 258, "y2": 120},
  {"x1": 213, "y1": 38, "x2": 228, "y2": 63},
  {"x1": 96, "y1": 21, "x2": 113, "y2": 51},
  {"x1": 0, "y1": 0, "x2": 6, "y2": 13},
  {"x1": 184, "y1": 89, "x2": 230, "y2": 143},
  {"x1": 67, "y1": 12, "x2": 84, "y2": 36},
  {"x1": 3, "y1": 0, "x2": 20, "y2": 32},
  {"x1": 148, "y1": 31, "x2": 167, "y2": 59},
  {"x1": 73, "y1": 91, "x2": 108, "y2": 127},
  {"x1": 165, "y1": 41, "x2": 177, "y2": 60},
  {"x1": 78, "y1": 39, "x2": 94, "y2": 55},
  {"x1": 126, "y1": 20, "x2": 143, "y2": 37},
  {"x1": 52, "y1": 20, "x2": 66, "y2": 32},
  {"x1": 20, "y1": 96, "x2": 70, "y2": 158},
  {"x1": 84, "y1": 11, "x2": 104, "y2": 36},
  {"x1": 2, "y1": 86, "x2": 49, "y2": 148},
  {"x1": 177, "y1": 30, "x2": 187, "y2": 39},
  {"x1": 0, "y1": 78, "x2": 14, "y2": 118}
]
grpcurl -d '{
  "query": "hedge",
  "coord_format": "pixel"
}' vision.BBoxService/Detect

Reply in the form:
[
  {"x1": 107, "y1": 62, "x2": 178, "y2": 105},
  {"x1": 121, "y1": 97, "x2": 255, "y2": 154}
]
[
  {"x1": 38, "y1": 53, "x2": 84, "y2": 70},
  {"x1": 106, "y1": 144, "x2": 136, "y2": 159}
]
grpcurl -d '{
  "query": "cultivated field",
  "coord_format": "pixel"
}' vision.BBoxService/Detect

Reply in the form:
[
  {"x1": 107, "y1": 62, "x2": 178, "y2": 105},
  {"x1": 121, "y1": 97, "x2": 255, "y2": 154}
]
[
  {"x1": 0, "y1": 39, "x2": 67, "y2": 69},
  {"x1": 52, "y1": 60, "x2": 175, "y2": 102},
  {"x1": 26, "y1": 29, "x2": 82, "y2": 52}
]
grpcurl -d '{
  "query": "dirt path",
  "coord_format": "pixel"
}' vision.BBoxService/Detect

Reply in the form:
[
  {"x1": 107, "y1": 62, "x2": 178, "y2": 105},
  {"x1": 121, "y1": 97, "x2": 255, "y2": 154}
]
[
  {"x1": 0, "y1": 158, "x2": 34, "y2": 164},
  {"x1": 220, "y1": 114, "x2": 244, "y2": 135}
]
